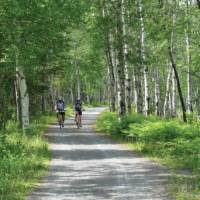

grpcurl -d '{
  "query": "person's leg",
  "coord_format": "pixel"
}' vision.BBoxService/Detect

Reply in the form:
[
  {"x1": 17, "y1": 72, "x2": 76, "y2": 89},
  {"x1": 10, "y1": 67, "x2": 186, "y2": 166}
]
[
  {"x1": 62, "y1": 112, "x2": 65, "y2": 127},
  {"x1": 57, "y1": 112, "x2": 59, "y2": 122},
  {"x1": 75, "y1": 111, "x2": 77, "y2": 121},
  {"x1": 79, "y1": 111, "x2": 82, "y2": 126}
]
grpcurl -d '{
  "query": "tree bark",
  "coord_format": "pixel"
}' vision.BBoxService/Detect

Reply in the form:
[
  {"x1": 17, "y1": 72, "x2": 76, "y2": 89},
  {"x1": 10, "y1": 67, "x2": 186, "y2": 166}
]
[
  {"x1": 102, "y1": 4, "x2": 116, "y2": 112},
  {"x1": 14, "y1": 78, "x2": 20, "y2": 121},
  {"x1": 116, "y1": 0, "x2": 126, "y2": 116},
  {"x1": 16, "y1": 66, "x2": 30, "y2": 130},
  {"x1": 185, "y1": 1, "x2": 193, "y2": 113},
  {"x1": 138, "y1": 0, "x2": 149, "y2": 116},
  {"x1": 77, "y1": 65, "x2": 81, "y2": 99},
  {"x1": 164, "y1": 66, "x2": 172, "y2": 118},
  {"x1": 134, "y1": 70, "x2": 143, "y2": 113},
  {"x1": 171, "y1": 6, "x2": 177, "y2": 117},
  {"x1": 171, "y1": 70, "x2": 176, "y2": 117},
  {"x1": 154, "y1": 68, "x2": 161, "y2": 116},
  {"x1": 185, "y1": 31, "x2": 193, "y2": 113},
  {"x1": 122, "y1": 0, "x2": 131, "y2": 114},
  {"x1": 106, "y1": 32, "x2": 116, "y2": 112},
  {"x1": 169, "y1": 47, "x2": 187, "y2": 122}
]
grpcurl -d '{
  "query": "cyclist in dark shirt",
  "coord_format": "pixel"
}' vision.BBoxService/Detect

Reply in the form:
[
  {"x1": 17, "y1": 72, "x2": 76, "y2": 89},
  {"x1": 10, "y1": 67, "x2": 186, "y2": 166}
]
[{"x1": 55, "y1": 97, "x2": 65, "y2": 127}]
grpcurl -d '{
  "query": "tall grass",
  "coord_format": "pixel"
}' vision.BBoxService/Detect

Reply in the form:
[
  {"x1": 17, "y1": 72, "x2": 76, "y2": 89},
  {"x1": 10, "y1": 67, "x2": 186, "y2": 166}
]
[
  {"x1": 96, "y1": 111, "x2": 200, "y2": 200},
  {"x1": 0, "y1": 114, "x2": 55, "y2": 200}
]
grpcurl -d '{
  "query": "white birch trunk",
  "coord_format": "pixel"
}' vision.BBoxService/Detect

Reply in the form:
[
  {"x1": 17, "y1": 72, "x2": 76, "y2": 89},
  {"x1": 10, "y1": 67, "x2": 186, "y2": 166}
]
[
  {"x1": 164, "y1": 66, "x2": 172, "y2": 118},
  {"x1": 185, "y1": 32, "x2": 192, "y2": 113},
  {"x1": 77, "y1": 65, "x2": 81, "y2": 99},
  {"x1": 122, "y1": 0, "x2": 131, "y2": 113},
  {"x1": 49, "y1": 75, "x2": 55, "y2": 110},
  {"x1": 134, "y1": 70, "x2": 143, "y2": 113},
  {"x1": 14, "y1": 78, "x2": 20, "y2": 121},
  {"x1": 171, "y1": 70, "x2": 176, "y2": 117},
  {"x1": 138, "y1": 0, "x2": 149, "y2": 116},
  {"x1": 154, "y1": 68, "x2": 161, "y2": 116},
  {"x1": 170, "y1": 7, "x2": 177, "y2": 117},
  {"x1": 16, "y1": 66, "x2": 29, "y2": 130},
  {"x1": 116, "y1": 0, "x2": 126, "y2": 115}
]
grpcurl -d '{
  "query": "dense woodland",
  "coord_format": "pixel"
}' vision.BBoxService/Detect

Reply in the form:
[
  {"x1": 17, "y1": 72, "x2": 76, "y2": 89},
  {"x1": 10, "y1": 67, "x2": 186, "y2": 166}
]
[
  {"x1": 1, "y1": 0, "x2": 200, "y2": 131},
  {"x1": 0, "y1": 1, "x2": 200, "y2": 199}
]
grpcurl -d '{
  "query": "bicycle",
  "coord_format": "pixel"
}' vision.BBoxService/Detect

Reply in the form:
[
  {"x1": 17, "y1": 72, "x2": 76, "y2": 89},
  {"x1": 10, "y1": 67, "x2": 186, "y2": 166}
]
[
  {"x1": 57, "y1": 111, "x2": 65, "y2": 129},
  {"x1": 75, "y1": 111, "x2": 81, "y2": 129}
]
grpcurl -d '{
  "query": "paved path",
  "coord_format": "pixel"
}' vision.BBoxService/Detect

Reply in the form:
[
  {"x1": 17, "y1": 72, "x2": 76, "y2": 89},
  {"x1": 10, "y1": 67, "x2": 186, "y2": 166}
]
[{"x1": 26, "y1": 107, "x2": 171, "y2": 200}]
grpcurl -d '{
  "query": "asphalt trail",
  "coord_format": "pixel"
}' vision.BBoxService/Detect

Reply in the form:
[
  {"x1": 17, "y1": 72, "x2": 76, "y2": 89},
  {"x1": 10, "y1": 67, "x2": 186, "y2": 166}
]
[{"x1": 26, "y1": 107, "x2": 171, "y2": 200}]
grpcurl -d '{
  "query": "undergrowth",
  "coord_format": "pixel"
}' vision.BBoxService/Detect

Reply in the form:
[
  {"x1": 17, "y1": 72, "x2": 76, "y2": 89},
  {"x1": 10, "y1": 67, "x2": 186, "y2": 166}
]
[
  {"x1": 96, "y1": 111, "x2": 200, "y2": 200},
  {"x1": 0, "y1": 114, "x2": 55, "y2": 200}
]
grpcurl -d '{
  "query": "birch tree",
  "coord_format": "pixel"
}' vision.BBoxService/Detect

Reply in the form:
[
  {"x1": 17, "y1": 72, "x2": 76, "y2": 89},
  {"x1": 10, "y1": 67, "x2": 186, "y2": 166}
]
[
  {"x1": 185, "y1": 0, "x2": 193, "y2": 113},
  {"x1": 16, "y1": 65, "x2": 29, "y2": 130},
  {"x1": 116, "y1": 0, "x2": 126, "y2": 116},
  {"x1": 138, "y1": 0, "x2": 149, "y2": 116}
]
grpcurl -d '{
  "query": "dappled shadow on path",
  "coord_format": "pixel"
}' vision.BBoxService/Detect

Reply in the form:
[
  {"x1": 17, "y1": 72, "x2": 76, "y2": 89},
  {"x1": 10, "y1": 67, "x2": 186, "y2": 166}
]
[{"x1": 26, "y1": 108, "x2": 171, "y2": 200}]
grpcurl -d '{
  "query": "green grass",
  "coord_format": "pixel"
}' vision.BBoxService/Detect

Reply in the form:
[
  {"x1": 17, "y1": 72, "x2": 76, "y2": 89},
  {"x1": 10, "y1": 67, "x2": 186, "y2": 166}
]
[
  {"x1": 0, "y1": 114, "x2": 55, "y2": 200},
  {"x1": 96, "y1": 111, "x2": 200, "y2": 200}
]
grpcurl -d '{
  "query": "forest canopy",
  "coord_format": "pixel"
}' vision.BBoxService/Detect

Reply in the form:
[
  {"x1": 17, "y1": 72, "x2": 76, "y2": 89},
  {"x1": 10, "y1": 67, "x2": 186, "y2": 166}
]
[{"x1": 0, "y1": 0, "x2": 200, "y2": 130}]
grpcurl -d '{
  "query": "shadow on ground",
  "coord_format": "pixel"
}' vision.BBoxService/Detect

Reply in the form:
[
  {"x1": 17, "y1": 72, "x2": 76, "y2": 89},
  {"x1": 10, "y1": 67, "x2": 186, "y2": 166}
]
[{"x1": 26, "y1": 107, "x2": 171, "y2": 200}]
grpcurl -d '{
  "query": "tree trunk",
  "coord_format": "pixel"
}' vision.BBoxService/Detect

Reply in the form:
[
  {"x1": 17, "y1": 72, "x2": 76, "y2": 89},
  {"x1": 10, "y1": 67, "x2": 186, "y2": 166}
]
[
  {"x1": 138, "y1": 0, "x2": 149, "y2": 116},
  {"x1": 185, "y1": 1, "x2": 193, "y2": 113},
  {"x1": 16, "y1": 66, "x2": 30, "y2": 130},
  {"x1": 122, "y1": 0, "x2": 131, "y2": 114},
  {"x1": 185, "y1": 31, "x2": 193, "y2": 113},
  {"x1": 164, "y1": 66, "x2": 172, "y2": 118},
  {"x1": 134, "y1": 70, "x2": 143, "y2": 113},
  {"x1": 107, "y1": 32, "x2": 116, "y2": 112},
  {"x1": 77, "y1": 65, "x2": 81, "y2": 99},
  {"x1": 171, "y1": 70, "x2": 176, "y2": 117},
  {"x1": 154, "y1": 68, "x2": 161, "y2": 116},
  {"x1": 169, "y1": 47, "x2": 187, "y2": 122},
  {"x1": 171, "y1": 6, "x2": 177, "y2": 117},
  {"x1": 116, "y1": 0, "x2": 126, "y2": 116},
  {"x1": 49, "y1": 75, "x2": 55, "y2": 110},
  {"x1": 41, "y1": 94, "x2": 46, "y2": 113},
  {"x1": 14, "y1": 78, "x2": 20, "y2": 121},
  {"x1": 102, "y1": 5, "x2": 116, "y2": 112}
]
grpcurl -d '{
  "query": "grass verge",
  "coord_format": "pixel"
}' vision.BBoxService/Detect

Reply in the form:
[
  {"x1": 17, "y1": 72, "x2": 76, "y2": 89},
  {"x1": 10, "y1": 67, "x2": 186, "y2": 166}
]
[
  {"x1": 0, "y1": 114, "x2": 55, "y2": 200},
  {"x1": 96, "y1": 111, "x2": 200, "y2": 200}
]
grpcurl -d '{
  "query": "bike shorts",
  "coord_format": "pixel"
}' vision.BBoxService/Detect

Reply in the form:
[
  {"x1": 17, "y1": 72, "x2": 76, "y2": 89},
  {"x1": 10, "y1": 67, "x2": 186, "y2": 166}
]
[
  {"x1": 76, "y1": 110, "x2": 82, "y2": 115},
  {"x1": 58, "y1": 111, "x2": 65, "y2": 116}
]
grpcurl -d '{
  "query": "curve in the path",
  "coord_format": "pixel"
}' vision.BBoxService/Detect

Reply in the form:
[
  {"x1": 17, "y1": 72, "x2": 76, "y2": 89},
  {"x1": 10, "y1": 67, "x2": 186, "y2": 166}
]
[{"x1": 26, "y1": 107, "x2": 171, "y2": 200}]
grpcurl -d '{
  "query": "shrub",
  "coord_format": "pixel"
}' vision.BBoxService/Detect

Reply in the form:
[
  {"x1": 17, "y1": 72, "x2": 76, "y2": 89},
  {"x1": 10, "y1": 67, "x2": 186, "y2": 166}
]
[
  {"x1": 96, "y1": 111, "x2": 200, "y2": 172},
  {"x1": 96, "y1": 111, "x2": 120, "y2": 134},
  {"x1": 0, "y1": 114, "x2": 54, "y2": 200}
]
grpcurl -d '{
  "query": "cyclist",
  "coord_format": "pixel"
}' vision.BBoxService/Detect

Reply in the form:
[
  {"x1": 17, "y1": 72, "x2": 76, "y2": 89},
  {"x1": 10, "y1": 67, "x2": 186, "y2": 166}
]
[
  {"x1": 74, "y1": 98, "x2": 82, "y2": 127},
  {"x1": 55, "y1": 97, "x2": 65, "y2": 127}
]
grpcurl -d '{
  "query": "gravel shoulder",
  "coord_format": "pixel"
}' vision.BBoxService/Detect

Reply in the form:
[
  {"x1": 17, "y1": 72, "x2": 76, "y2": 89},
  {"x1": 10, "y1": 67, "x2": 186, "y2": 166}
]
[{"x1": 26, "y1": 107, "x2": 171, "y2": 200}]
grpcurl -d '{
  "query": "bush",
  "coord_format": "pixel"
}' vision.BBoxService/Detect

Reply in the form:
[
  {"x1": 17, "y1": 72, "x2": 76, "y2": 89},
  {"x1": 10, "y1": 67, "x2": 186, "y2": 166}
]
[
  {"x1": 0, "y1": 114, "x2": 54, "y2": 200},
  {"x1": 96, "y1": 111, "x2": 200, "y2": 172},
  {"x1": 96, "y1": 111, "x2": 120, "y2": 134},
  {"x1": 96, "y1": 111, "x2": 200, "y2": 199}
]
